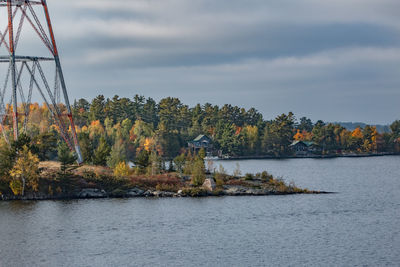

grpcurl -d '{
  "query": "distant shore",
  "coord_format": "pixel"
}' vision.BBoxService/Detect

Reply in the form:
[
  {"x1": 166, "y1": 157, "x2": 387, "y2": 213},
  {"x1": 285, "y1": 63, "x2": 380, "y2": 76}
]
[{"x1": 215, "y1": 152, "x2": 398, "y2": 161}]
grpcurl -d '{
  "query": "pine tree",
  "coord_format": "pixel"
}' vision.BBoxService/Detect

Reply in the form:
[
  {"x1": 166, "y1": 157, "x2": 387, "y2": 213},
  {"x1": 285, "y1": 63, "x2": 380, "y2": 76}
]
[
  {"x1": 93, "y1": 137, "x2": 111, "y2": 166},
  {"x1": 58, "y1": 142, "x2": 77, "y2": 176}
]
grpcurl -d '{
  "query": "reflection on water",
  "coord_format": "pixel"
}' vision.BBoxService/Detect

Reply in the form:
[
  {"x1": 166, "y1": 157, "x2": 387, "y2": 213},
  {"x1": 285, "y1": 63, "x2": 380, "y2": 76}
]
[{"x1": 0, "y1": 156, "x2": 399, "y2": 266}]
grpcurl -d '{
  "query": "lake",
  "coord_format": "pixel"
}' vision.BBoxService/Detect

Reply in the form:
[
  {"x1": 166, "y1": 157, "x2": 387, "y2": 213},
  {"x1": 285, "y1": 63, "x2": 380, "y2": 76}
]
[{"x1": 0, "y1": 156, "x2": 399, "y2": 266}]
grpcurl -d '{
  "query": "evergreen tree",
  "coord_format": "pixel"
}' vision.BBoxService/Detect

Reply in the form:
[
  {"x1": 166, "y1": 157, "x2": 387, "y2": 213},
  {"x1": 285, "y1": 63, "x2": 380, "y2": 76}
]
[
  {"x1": 107, "y1": 139, "x2": 127, "y2": 168},
  {"x1": 92, "y1": 137, "x2": 111, "y2": 166},
  {"x1": 89, "y1": 95, "x2": 106, "y2": 123},
  {"x1": 78, "y1": 132, "x2": 93, "y2": 163},
  {"x1": 58, "y1": 142, "x2": 77, "y2": 176}
]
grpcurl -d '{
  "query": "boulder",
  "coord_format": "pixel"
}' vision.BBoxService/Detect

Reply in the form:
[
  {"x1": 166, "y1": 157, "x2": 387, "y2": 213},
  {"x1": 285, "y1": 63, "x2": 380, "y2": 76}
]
[
  {"x1": 126, "y1": 188, "x2": 145, "y2": 197},
  {"x1": 153, "y1": 191, "x2": 175, "y2": 197},
  {"x1": 202, "y1": 178, "x2": 216, "y2": 192},
  {"x1": 78, "y1": 188, "x2": 107, "y2": 198}
]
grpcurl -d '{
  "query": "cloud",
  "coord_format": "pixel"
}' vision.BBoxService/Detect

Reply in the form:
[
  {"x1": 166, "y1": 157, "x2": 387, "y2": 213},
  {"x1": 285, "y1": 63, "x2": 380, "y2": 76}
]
[{"x1": 0, "y1": 0, "x2": 399, "y2": 124}]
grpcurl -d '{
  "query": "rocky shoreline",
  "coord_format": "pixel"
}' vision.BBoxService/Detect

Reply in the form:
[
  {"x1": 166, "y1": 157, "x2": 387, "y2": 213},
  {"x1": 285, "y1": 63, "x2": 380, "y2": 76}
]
[{"x1": 0, "y1": 186, "x2": 331, "y2": 201}]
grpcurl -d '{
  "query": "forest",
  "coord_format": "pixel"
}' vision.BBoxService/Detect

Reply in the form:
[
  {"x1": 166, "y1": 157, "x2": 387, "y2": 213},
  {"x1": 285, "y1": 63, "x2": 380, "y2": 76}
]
[
  {"x1": 0, "y1": 94, "x2": 398, "y2": 198},
  {"x1": 1, "y1": 94, "x2": 399, "y2": 166}
]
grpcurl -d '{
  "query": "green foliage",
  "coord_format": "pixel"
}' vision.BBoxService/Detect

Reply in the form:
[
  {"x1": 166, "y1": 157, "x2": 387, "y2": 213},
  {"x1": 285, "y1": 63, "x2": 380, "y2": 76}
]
[
  {"x1": 191, "y1": 159, "x2": 206, "y2": 186},
  {"x1": 92, "y1": 137, "x2": 111, "y2": 166},
  {"x1": 33, "y1": 131, "x2": 58, "y2": 161},
  {"x1": 181, "y1": 187, "x2": 208, "y2": 197},
  {"x1": 89, "y1": 94, "x2": 106, "y2": 123},
  {"x1": 244, "y1": 173, "x2": 254, "y2": 180},
  {"x1": 134, "y1": 150, "x2": 150, "y2": 172},
  {"x1": 0, "y1": 141, "x2": 16, "y2": 179},
  {"x1": 58, "y1": 142, "x2": 77, "y2": 176},
  {"x1": 262, "y1": 112, "x2": 295, "y2": 156},
  {"x1": 0, "y1": 94, "x2": 398, "y2": 166},
  {"x1": 78, "y1": 132, "x2": 93, "y2": 163},
  {"x1": 173, "y1": 153, "x2": 186, "y2": 175},
  {"x1": 107, "y1": 139, "x2": 127, "y2": 168}
]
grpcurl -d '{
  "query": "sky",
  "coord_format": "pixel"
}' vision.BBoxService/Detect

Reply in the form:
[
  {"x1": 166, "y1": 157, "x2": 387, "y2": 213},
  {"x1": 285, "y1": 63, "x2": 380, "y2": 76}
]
[{"x1": 2, "y1": 0, "x2": 400, "y2": 124}]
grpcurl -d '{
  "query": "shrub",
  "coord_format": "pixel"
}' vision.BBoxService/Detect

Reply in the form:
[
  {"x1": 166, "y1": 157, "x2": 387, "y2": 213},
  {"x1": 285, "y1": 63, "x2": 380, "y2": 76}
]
[
  {"x1": 215, "y1": 178, "x2": 224, "y2": 187},
  {"x1": 113, "y1": 161, "x2": 130, "y2": 178},
  {"x1": 261, "y1": 171, "x2": 274, "y2": 182},
  {"x1": 191, "y1": 159, "x2": 206, "y2": 186},
  {"x1": 244, "y1": 173, "x2": 254, "y2": 180},
  {"x1": 181, "y1": 187, "x2": 208, "y2": 197},
  {"x1": 155, "y1": 183, "x2": 179, "y2": 192}
]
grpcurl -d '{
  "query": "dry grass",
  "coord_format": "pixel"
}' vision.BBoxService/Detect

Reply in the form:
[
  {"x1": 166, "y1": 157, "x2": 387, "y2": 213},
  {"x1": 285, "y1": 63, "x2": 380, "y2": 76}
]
[{"x1": 39, "y1": 161, "x2": 60, "y2": 169}]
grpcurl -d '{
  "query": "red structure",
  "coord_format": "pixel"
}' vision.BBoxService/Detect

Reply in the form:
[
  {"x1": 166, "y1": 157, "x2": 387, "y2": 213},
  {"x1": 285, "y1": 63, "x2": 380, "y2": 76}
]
[{"x1": 0, "y1": 0, "x2": 83, "y2": 163}]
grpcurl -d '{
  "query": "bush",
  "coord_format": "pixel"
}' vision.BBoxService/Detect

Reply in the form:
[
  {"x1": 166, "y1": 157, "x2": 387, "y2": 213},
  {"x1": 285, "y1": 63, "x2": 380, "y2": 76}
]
[
  {"x1": 181, "y1": 187, "x2": 208, "y2": 197},
  {"x1": 261, "y1": 171, "x2": 274, "y2": 182},
  {"x1": 215, "y1": 178, "x2": 224, "y2": 187},
  {"x1": 113, "y1": 161, "x2": 130, "y2": 178},
  {"x1": 244, "y1": 173, "x2": 254, "y2": 180},
  {"x1": 155, "y1": 183, "x2": 179, "y2": 192}
]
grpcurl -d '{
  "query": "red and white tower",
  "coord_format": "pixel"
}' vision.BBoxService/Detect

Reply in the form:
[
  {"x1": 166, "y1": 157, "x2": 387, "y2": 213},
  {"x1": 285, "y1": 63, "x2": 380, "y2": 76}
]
[{"x1": 0, "y1": 0, "x2": 83, "y2": 163}]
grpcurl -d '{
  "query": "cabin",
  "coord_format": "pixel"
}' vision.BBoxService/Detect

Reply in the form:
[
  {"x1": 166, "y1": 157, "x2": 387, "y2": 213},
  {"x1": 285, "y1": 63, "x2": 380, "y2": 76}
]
[
  {"x1": 188, "y1": 135, "x2": 212, "y2": 153},
  {"x1": 289, "y1": 140, "x2": 321, "y2": 156}
]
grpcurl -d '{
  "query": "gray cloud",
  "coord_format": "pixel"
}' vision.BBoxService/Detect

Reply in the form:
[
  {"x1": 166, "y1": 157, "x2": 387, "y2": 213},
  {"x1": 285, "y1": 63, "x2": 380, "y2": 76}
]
[{"x1": 1, "y1": 0, "x2": 399, "y2": 124}]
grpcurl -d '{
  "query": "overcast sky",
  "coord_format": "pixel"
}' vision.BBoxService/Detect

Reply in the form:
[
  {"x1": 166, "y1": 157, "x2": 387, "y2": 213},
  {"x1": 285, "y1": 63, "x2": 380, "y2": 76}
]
[{"x1": 5, "y1": 0, "x2": 400, "y2": 124}]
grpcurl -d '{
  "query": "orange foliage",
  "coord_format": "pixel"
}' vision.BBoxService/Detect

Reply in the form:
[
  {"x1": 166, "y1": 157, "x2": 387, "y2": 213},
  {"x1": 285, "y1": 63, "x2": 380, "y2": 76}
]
[
  {"x1": 235, "y1": 126, "x2": 242, "y2": 135},
  {"x1": 293, "y1": 130, "x2": 304, "y2": 141},
  {"x1": 351, "y1": 127, "x2": 363, "y2": 139}
]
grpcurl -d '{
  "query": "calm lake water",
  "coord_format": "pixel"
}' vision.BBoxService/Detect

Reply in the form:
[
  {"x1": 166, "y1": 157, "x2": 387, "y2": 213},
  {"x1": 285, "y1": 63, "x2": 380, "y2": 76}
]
[{"x1": 0, "y1": 156, "x2": 399, "y2": 266}]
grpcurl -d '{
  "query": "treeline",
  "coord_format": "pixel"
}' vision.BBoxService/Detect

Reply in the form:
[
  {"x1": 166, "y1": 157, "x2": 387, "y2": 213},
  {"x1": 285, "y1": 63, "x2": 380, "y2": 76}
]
[{"x1": 0, "y1": 95, "x2": 399, "y2": 166}]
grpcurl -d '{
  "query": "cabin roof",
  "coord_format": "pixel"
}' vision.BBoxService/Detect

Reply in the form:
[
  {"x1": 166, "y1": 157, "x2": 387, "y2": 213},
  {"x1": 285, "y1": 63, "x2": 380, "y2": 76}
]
[
  {"x1": 290, "y1": 140, "x2": 315, "y2": 147},
  {"x1": 193, "y1": 134, "x2": 210, "y2": 142}
]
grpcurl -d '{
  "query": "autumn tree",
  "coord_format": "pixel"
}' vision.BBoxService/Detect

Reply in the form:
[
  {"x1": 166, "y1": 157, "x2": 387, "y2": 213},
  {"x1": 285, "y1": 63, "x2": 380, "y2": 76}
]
[
  {"x1": 114, "y1": 161, "x2": 130, "y2": 178},
  {"x1": 9, "y1": 146, "x2": 40, "y2": 196}
]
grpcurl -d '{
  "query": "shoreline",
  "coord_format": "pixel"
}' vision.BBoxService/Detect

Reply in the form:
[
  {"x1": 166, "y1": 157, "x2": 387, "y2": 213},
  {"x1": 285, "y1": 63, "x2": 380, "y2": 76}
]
[
  {"x1": 215, "y1": 152, "x2": 398, "y2": 161},
  {"x1": 0, "y1": 188, "x2": 332, "y2": 201}
]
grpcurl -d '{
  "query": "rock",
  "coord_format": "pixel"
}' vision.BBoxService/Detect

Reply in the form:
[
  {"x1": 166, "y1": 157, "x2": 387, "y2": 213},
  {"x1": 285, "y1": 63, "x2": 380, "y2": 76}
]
[
  {"x1": 126, "y1": 188, "x2": 144, "y2": 197},
  {"x1": 153, "y1": 191, "x2": 175, "y2": 197},
  {"x1": 78, "y1": 188, "x2": 107, "y2": 198},
  {"x1": 202, "y1": 178, "x2": 216, "y2": 192},
  {"x1": 143, "y1": 190, "x2": 154, "y2": 197},
  {"x1": 224, "y1": 186, "x2": 247, "y2": 196}
]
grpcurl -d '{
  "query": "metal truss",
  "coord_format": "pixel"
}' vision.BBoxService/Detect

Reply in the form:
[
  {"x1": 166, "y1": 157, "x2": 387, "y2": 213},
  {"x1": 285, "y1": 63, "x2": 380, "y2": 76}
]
[{"x1": 0, "y1": 0, "x2": 83, "y2": 163}]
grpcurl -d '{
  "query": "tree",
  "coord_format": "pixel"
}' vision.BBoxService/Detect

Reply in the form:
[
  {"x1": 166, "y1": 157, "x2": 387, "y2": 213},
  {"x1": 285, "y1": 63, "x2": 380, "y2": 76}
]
[
  {"x1": 134, "y1": 150, "x2": 150, "y2": 173},
  {"x1": 114, "y1": 161, "x2": 130, "y2": 178},
  {"x1": 262, "y1": 113, "x2": 295, "y2": 156},
  {"x1": 58, "y1": 142, "x2": 77, "y2": 176},
  {"x1": 191, "y1": 158, "x2": 206, "y2": 186},
  {"x1": 92, "y1": 137, "x2": 111, "y2": 166},
  {"x1": 34, "y1": 131, "x2": 58, "y2": 161},
  {"x1": 89, "y1": 95, "x2": 106, "y2": 123},
  {"x1": 107, "y1": 138, "x2": 127, "y2": 168},
  {"x1": 173, "y1": 153, "x2": 186, "y2": 176},
  {"x1": 9, "y1": 146, "x2": 40, "y2": 196},
  {"x1": 78, "y1": 132, "x2": 93, "y2": 163},
  {"x1": 297, "y1": 117, "x2": 313, "y2": 132}
]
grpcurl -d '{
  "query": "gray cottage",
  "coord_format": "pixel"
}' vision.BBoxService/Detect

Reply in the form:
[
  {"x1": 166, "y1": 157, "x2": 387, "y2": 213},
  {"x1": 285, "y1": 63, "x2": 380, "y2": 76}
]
[{"x1": 188, "y1": 135, "x2": 212, "y2": 153}]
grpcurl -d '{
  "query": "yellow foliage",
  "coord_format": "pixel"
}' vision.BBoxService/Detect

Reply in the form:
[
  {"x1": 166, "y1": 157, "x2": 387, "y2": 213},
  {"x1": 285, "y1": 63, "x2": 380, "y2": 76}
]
[
  {"x1": 89, "y1": 120, "x2": 105, "y2": 138},
  {"x1": 143, "y1": 137, "x2": 154, "y2": 152},
  {"x1": 9, "y1": 146, "x2": 40, "y2": 196},
  {"x1": 113, "y1": 161, "x2": 130, "y2": 178}
]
